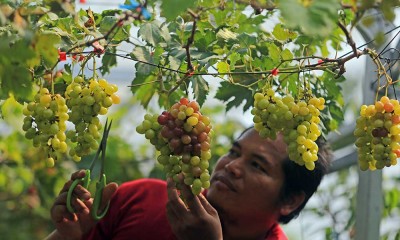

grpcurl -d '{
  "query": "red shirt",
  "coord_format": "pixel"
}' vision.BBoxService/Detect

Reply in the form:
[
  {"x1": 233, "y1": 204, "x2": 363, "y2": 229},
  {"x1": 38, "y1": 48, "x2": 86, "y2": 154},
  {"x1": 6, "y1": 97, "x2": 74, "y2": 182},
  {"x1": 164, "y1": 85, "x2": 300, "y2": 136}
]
[{"x1": 83, "y1": 178, "x2": 288, "y2": 240}]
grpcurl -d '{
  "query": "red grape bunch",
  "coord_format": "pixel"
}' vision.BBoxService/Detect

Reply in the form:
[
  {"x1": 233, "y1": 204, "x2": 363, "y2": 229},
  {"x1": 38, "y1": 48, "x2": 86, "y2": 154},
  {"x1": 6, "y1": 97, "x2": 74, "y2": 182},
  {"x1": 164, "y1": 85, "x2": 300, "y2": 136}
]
[
  {"x1": 136, "y1": 98, "x2": 212, "y2": 195},
  {"x1": 354, "y1": 96, "x2": 400, "y2": 170},
  {"x1": 252, "y1": 88, "x2": 325, "y2": 170},
  {"x1": 22, "y1": 88, "x2": 69, "y2": 167},
  {"x1": 65, "y1": 76, "x2": 120, "y2": 161}
]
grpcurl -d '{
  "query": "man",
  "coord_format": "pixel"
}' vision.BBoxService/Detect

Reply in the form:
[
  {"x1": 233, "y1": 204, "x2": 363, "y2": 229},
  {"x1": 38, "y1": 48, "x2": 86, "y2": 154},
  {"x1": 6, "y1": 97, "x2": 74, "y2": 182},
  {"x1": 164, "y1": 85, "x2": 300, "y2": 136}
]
[{"x1": 46, "y1": 127, "x2": 331, "y2": 240}]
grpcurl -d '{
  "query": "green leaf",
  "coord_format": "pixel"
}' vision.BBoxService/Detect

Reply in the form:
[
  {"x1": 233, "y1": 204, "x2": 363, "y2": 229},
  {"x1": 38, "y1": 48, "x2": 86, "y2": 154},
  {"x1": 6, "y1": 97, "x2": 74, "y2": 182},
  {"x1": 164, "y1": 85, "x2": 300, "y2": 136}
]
[
  {"x1": 0, "y1": 39, "x2": 37, "y2": 65},
  {"x1": 272, "y1": 24, "x2": 297, "y2": 42},
  {"x1": 279, "y1": 0, "x2": 341, "y2": 37},
  {"x1": 190, "y1": 50, "x2": 220, "y2": 66},
  {"x1": 138, "y1": 21, "x2": 171, "y2": 47},
  {"x1": 168, "y1": 56, "x2": 182, "y2": 71},
  {"x1": 35, "y1": 31, "x2": 61, "y2": 67},
  {"x1": 130, "y1": 72, "x2": 157, "y2": 108},
  {"x1": 157, "y1": 90, "x2": 181, "y2": 109},
  {"x1": 320, "y1": 40, "x2": 329, "y2": 57},
  {"x1": 217, "y1": 62, "x2": 230, "y2": 74},
  {"x1": 131, "y1": 46, "x2": 156, "y2": 75},
  {"x1": 54, "y1": 17, "x2": 74, "y2": 35},
  {"x1": 159, "y1": 0, "x2": 197, "y2": 21},
  {"x1": 280, "y1": 48, "x2": 293, "y2": 61},
  {"x1": 381, "y1": 0, "x2": 397, "y2": 22},
  {"x1": 216, "y1": 28, "x2": 238, "y2": 41},
  {"x1": 266, "y1": 43, "x2": 281, "y2": 62},
  {"x1": 191, "y1": 75, "x2": 209, "y2": 107},
  {"x1": 361, "y1": 0, "x2": 375, "y2": 9},
  {"x1": 99, "y1": 16, "x2": 130, "y2": 42},
  {"x1": 237, "y1": 33, "x2": 257, "y2": 49},
  {"x1": 282, "y1": 73, "x2": 299, "y2": 95},
  {"x1": 101, "y1": 47, "x2": 117, "y2": 75},
  {"x1": 0, "y1": 65, "x2": 33, "y2": 102},
  {"x1": 215, "y1": 82, "x2": 253, "y2": 112},
  {"x1": 229, "y1": 52, "x2": 241, "y2": 68},
  {"x1": 194, "y1": 30, "x2": 217, "y2": 52}
]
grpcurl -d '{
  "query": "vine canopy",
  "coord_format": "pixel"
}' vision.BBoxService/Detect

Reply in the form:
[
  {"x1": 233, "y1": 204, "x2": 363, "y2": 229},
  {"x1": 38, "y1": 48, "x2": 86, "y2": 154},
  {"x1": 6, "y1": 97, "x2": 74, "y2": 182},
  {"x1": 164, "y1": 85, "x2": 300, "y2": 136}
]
[{"x1": 1, "y1": 0, "x2": 399, "y2": 138}]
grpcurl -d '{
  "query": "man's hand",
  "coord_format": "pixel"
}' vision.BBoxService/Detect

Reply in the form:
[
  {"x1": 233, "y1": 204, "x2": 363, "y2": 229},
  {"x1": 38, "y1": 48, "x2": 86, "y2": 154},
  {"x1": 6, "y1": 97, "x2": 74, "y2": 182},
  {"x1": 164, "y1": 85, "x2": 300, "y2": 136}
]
[
  {"x1": 48, "y1": 170, "x2": 118, "y2": 240},
  {"x1": 166, "y1": 176, "x2": 223, "y2": 240}
]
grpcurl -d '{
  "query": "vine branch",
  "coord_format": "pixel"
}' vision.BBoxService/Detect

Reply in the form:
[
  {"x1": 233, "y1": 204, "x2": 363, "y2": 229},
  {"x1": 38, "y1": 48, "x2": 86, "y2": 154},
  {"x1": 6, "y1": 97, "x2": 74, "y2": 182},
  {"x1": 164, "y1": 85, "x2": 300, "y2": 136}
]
[{"x1": 184, "y1": 9, "x2": 199, "y2": 72}]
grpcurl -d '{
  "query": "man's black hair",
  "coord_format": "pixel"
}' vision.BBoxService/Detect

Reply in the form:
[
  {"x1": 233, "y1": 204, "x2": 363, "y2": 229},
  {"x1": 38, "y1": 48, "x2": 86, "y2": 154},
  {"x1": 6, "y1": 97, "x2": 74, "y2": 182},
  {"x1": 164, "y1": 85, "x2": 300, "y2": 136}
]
[{"x1": 278, "y1": 136, "x2": 332, "y2": 223}]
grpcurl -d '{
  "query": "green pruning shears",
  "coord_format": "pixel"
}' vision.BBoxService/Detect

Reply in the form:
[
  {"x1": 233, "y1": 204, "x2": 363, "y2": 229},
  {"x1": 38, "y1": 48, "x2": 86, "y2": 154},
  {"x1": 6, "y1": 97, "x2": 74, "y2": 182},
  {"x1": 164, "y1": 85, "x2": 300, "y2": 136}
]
[{"x1": 66, "y1": 119, "x2": 112, "y2": 221}]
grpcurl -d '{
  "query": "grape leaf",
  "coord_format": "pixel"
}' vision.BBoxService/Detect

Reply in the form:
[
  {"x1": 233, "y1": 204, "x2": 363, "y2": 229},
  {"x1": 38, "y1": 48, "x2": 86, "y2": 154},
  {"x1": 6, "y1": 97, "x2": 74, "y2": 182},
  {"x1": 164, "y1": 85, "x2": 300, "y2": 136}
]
[
  {"x1": 131, "y1": 72, "x2": 157, "y2": 108},
  {"x1": 237, "y1": 33, "x2": 257, "y2": 49},
  {"x1": 266, "y1": 43, "x2": 281, "y2": 62},
  {"x1": 281, "y1": 48, "x2": 293, "y2": 61},
  {"x1": 35, "y1": 31, "x2": 61, "y2": 67},
  {"x1": 217, "y1": 62, "x2": 230, "y2": 74},
  {"x1": 272, "y1": 24, "x2": 298, "y2": 42},
  {"x1": 99, "y1": 16, "x2": 130, "y2": 42},
  {"x1": 194, "y1": 30, "x2": 217, "y2": 52},
  {"x1": 159, "y1": 0, "x2": 197, "y2": 21},
  {"x1": 0, "y1": 65, "x2": 33, "y2": 103},
  {"x1": 131, "y1": 46, "x2": 158, "y2": 75},
  {"x1": 138, "y1": 21, "x2": 171, "y2": 47},
  {"x1": 279, "y1": 0, "x2": 341, "y2": 37},
  {"x1": 157, "y1": 90, "x2": 177, "y2": 109},
  {"x1": 101, "y1": 47, "x2": 117, "y2": 75},
  {"x1": 215, "y1": 82, "x2": 253, "y2": 112},
  {"x1": 191, "y1": 75, "x2": 209, "y2": 107}
]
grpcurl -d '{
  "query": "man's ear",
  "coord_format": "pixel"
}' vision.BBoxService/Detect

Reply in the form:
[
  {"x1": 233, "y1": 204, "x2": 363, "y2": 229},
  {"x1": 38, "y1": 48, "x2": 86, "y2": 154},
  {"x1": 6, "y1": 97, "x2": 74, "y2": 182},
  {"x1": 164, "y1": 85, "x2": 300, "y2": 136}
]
[{"x1": 279, "y1": 192, "x2": 306, "y2": 217}]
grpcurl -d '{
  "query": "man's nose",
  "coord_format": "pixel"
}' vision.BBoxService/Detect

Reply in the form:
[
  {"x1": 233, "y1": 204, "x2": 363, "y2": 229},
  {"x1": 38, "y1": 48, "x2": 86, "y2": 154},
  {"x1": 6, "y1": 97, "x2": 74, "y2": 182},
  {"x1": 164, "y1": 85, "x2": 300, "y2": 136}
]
[{"x1": 224, "y1": 158, "x2": 243, "y2": 178}]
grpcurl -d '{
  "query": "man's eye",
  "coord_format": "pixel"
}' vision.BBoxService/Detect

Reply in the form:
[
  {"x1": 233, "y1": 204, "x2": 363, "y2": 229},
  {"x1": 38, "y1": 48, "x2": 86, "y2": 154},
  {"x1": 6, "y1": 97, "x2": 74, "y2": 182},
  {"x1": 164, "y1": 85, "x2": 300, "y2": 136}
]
[
  {"x1": 251, "y1": 162, "x2": 266, "y2": 173},
  {"x1": 228, "y1": 149, "x2": 240, "y2": 158}
]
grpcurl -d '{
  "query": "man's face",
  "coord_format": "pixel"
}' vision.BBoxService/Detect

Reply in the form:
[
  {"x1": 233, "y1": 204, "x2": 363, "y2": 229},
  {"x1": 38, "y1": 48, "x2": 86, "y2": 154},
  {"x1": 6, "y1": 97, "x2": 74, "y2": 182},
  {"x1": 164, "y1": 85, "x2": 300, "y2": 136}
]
[{"x1": 206, "y1": 128, "x2": 288, "y2": 237}]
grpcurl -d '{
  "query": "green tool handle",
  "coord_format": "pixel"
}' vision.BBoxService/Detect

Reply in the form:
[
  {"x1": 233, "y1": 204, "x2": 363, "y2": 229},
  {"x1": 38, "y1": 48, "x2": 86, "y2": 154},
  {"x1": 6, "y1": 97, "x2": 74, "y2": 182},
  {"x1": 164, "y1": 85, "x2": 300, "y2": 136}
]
[
  {"x1": 90, "y1": 173, "x2": 110, "y2": 220},
  {"x1": 66, "y1": 169, "x2": 91, "y2": 213}
]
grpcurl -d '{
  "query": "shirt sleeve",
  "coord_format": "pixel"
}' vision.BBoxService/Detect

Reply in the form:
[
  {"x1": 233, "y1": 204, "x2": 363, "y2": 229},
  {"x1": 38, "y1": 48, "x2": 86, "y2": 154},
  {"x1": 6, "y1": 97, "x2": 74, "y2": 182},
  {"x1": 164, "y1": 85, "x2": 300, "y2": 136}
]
[{"x1": 82, "y1": 178, "x2": 176, "y2": 240}]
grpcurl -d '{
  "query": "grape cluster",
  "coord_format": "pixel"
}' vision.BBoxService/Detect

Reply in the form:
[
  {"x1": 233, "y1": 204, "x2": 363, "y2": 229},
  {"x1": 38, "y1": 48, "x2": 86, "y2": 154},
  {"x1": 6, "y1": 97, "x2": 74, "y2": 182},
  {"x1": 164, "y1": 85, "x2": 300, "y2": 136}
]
[
  {"x1": 65, "y1": 76, "x2": 120, "y2": 161},
  {"x1": 354, "y1": 96, "x2": 400, "y2": 170},
  {"x1": 22, "y1": 88, "x2": 69, "y2": 167},
  {"x1": 136, "y1": 98, "x2": 212, "y2": 195},
  {"x1": 251, "y1": 88, "x2": 325, "y2": 170}
]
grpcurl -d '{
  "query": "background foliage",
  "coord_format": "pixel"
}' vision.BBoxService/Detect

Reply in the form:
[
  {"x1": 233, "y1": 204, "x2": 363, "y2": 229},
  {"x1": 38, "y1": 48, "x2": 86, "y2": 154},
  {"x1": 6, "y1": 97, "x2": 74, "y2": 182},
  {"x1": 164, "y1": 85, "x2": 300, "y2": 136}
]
[{"x1": 1, "y1": 0, "x2": 400, "y2": 239}]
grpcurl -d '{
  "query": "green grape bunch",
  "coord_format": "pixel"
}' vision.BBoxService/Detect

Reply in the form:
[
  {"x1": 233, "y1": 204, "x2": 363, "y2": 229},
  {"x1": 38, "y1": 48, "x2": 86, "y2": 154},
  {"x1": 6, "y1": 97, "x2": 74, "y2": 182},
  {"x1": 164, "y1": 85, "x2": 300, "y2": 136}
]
[
  {"x1": 251, "y1": 88, "x2": 325, "y2": 171},
  {"x1": 354, "y1": 96, "x2": 400, "y2": 171},
  {"x1": 65, "y1": 76, "x2": 120, "y2": 161},
  {"x1": 136, "y1": 98, "x2": 213, "y2": 195},
  {"x1": 22, "y1": 88, "x2": 69, "y2": 167}
]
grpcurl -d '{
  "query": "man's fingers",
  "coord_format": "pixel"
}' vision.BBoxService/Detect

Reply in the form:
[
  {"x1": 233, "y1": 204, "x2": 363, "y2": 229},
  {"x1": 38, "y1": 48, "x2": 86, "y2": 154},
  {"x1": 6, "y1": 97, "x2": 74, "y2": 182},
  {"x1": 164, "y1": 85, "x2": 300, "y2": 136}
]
[
  {"x1": 178, "y1": 180, "x2": 204, "y2": 215},
  {"x1": 71, "y1": 184, "x2": 91, "y2": 200},
  {"x1": 57, "y1": 191, "x2": 90, "y2": 211},
  {"x1": 58, "y1": 170, "x2": 87, "y2": 194},
  {"x1": 51, "y1": 195, "x2": 89, "y2": 222},
  {"x1": 100, "y1": 182, "x2": 118, "y2": 209},
  {"x1": 198, "y1": 193, "x2": 218, "y2": 216},
  {"x1": 56, "y1": 184, "x2": 91, "y2": 207},
  {"x1": 166, "y1": 178, "x2": 188, "y2": 215},
  {"x1": 71, "y1": 170, "x2": 86, "y2": 180},
  {"x1": 51, "y1": 204, "x2": 76, "y2": 222}
]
